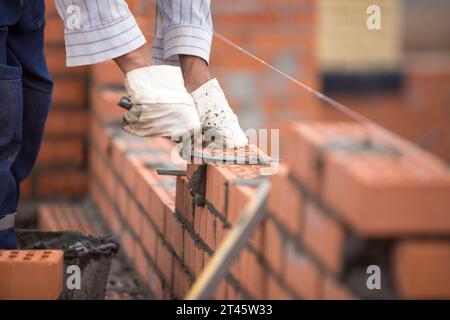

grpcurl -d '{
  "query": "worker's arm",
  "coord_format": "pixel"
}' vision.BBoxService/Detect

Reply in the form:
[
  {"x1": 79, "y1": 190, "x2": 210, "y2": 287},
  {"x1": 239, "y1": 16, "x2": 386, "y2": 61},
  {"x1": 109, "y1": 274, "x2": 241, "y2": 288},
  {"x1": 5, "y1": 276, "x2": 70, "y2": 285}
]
[{"x1": 54, "y1": 0, "x2": 150, "y2": 72}]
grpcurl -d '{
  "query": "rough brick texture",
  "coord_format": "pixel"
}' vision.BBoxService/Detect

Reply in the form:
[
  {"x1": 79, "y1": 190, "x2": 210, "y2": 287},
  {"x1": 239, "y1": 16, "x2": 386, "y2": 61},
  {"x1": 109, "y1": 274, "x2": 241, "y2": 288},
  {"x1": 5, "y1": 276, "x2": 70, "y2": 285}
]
[
  {"x1": 0, "y1": 250, "x2": 64, "y2": 300},
  {"x1": 88, "y1": 102, "x2": 450, "y2": 300}
]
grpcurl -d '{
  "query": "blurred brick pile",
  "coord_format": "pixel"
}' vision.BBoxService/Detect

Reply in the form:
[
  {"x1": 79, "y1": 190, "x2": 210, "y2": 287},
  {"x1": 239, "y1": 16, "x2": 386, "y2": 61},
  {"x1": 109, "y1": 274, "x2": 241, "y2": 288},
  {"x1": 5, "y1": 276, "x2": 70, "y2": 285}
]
[
  {"x1": 319, "y1": 55, "x2": 450, "y2": 162},
  {"x1": 88, "y1": 114, "x2": 450, "y2": 299}
]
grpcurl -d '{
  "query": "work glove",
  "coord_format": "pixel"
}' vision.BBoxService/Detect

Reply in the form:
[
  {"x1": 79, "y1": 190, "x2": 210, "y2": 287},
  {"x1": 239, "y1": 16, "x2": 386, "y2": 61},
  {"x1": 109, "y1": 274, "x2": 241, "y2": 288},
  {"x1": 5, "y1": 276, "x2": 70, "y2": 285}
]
[
  {"x1": 191, "y1": 79, "x2": 248, "y2": 149},
  {"x1": 122, "y1": 65, "x2": 201, "y2": 141}
]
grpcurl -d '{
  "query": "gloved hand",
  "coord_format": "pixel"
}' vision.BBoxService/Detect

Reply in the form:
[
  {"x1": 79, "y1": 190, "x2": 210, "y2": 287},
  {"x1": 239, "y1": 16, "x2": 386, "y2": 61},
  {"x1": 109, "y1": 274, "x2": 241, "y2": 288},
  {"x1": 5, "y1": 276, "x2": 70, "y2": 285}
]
[
  {"x1": 191, "y1": 79, "x2": 248, "y2": 149},
  {"x1": 122, "y1": 65, "x2": 201, "y2": 141}
]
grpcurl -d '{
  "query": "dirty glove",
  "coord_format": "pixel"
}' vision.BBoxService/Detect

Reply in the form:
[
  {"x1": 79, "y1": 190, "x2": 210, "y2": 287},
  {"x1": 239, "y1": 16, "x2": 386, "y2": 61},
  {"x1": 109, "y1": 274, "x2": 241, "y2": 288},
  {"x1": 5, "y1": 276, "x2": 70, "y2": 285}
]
[
  {"x1": 122, "y1": 65, "x2": 201, "y2": 140},
  {"x1": 191, "y1": 79, "x2": 248, "y2": 149}
]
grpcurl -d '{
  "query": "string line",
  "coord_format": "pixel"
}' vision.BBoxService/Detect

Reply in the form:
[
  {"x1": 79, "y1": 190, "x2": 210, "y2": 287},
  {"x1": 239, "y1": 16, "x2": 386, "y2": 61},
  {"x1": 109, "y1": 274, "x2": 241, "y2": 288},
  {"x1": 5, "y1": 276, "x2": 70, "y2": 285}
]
[{"x1": 213, "y1": 31, "x2": 434, "y2": 160}]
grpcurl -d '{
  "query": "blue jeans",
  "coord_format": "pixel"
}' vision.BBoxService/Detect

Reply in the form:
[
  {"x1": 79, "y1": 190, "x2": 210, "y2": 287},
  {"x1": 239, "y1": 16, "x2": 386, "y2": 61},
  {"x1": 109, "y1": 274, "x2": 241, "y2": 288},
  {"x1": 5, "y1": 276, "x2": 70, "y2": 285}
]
[{"x1": 0, "y1": 0, "x2": 53, "y2": 248}]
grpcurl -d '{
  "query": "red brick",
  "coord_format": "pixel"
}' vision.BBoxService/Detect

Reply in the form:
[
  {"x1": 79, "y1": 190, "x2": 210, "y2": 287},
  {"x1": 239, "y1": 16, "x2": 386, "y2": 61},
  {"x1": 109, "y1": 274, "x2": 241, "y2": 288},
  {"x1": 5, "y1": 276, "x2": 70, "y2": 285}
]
[
  {"x1": 238, "y1": 248, "x2": 264, "y2": 299},
  {"x1": 52, "y1": 77, "x2": 87, "y2": 107},
  {"x1": 175, "y1": 176, "x2": 194, "y2": 223},
  {"x1": 213, "y1": 279, "x2": 228, "y2": 300},
  {"x1": 263, "y1": 218, "x2": 283, "y2": 274},
  {"x1": 38, "y1": 206, "x2": 59, "y2": 231},
  {"x1": 227, "y1": 183, "x2": 256, "y2": 225},
  {"x1": 38, "y1": 203, "x2": 99, "y2": 235},
  {"x1": 303, "y1": 201, "x2": 345, "y2": 274},
  {"x1": 266, "y1": 275, "x2": 292, "y2": 300},
  {"x1": 135, "y1": 244, "x2": 150, "y2": 285},
  {"x1": 184, "y1": 231, "x2": 195, "y2": 272},
  {"x1": 128, "y1": 199, "x2": 142, "y2": 237},
  {"x1": 324, "y1": 145, "x2": 450, "y2": 235},
  {"x1": 37, "y1": 138, "x2": 85, "y2": 166},
  {"x1": 323, "y1": 276, "x2": 354, "y2": 300},
  {"x1": 173, "y1": 259, "x2": 190, "y2": 299},
  {"x1": 284, "y1": 243, "x2": 322, "y2": 299},
  {"x1": 393, "y1": 240, "x2": 450, "y2": 299},
  {"x1": 193, "y1": 244, "x2": 205, "y2": 277},
  {"x1": 215, "y1": 217, "x2": 227, "y2": 248},
  {"x1": 205, "y1": 165, "x2": 235, "y2": 214},
  {"x1": 165, "y1": 213, "x2": 184, "y2": 258},
  {"x1": 45, "y1": 109, "x2": 88, "y2": 137},
  {"x1": 284, "y1": 122, "x2": 368, "y2": 193},
  {"x1": 156, "y1": 239, "x2": 173, "y2": 282},
  {"x1": 141, "y1": 216, "x2": 157, "y2": 259},
  {"x1": 194, "y1": 205, "x2": 207, "y2": 241},
  {"x1": 283, "y1": 122, "x2": 450, "y2": 236},
  {"x1": 115, "y1": 182, "x2": 129, "y2": 218},
  {"x1": 204, "y1": 211, "x2": 216, "y2": 250},
  {"x1": 226, "y1": 282, "x2": 244, "y2": 300},
  {"x1": 122, "y1": 230, "x2": 136, "y2": 262},
  {"x1": 148, "y1": 266, "x2": 164, "y2": 299},
  {"x1": 267, "y1": 165, "x2": 303, "y2": 236},
  {"x1": 89, "y1": 117, "x2": 112, "y2": 156},
  {"x1": 90, "y1": 178, "x2": 122, "y2": 235},
  {"x1": 0, "y1": 250, "x2": 63, "y2": 300}
]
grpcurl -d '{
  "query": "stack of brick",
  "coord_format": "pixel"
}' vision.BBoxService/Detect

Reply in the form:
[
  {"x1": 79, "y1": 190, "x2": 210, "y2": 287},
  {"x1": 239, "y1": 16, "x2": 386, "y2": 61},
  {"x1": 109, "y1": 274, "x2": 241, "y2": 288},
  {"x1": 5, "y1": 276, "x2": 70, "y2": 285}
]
[
  {"x1": 172, "y1": 122, "x2": 450, "y2": 299},
  {"x1": 89, "y1": 87, "x2": 183, "y2": 298},
  {"x1": 89, "y1": 79, "x2": 450, "y2": 300},
  {"x1": 38, "y1": 203, "x2": 101, "y2": 235}
]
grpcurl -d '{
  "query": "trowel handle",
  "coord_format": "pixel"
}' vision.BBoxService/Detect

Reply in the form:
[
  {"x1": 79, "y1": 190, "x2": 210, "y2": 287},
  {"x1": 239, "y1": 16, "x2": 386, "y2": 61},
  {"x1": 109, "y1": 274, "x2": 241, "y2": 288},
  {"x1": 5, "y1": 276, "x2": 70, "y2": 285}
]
[{"x1": 118, "y1": 96, "x2": 132, "y2": 110}]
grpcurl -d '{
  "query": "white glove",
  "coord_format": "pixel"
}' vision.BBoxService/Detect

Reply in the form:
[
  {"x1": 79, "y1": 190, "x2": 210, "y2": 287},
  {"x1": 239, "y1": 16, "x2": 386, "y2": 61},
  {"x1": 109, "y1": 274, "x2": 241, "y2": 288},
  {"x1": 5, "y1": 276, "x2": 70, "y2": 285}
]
[
  {"x1": 191, "y1": 79, "x2": 248, "y2": 148},
  {"x1": 122, "y1": 65, "x2": 200, "y2": 140}
]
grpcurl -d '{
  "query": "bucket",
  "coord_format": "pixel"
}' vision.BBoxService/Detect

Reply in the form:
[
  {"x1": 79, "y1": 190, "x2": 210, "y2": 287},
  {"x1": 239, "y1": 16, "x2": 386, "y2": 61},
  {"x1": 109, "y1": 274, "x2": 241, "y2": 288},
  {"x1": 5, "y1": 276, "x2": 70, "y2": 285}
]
[{"x1": 16, "y1": 229, "x2": 119, "y2": 300}]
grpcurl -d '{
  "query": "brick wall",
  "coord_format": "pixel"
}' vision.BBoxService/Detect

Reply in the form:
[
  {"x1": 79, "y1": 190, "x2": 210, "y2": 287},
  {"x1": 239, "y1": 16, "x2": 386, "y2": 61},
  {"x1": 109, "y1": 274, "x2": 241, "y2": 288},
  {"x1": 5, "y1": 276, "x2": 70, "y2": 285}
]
[
  {"x1": 89, "y1": 109, "x2": 450, "y2": 299},
  {"x1": 320, "y1": 54, "x2": 450, "y2": 162}
]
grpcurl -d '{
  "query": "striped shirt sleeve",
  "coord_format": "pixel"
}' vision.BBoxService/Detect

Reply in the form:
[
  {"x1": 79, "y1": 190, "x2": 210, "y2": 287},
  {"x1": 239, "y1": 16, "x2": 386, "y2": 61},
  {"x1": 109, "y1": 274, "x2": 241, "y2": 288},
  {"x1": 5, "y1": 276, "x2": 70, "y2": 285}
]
[
  {"x1": 153, "y1": 0, "x2": 213, "y2": 65},
  {"x1": 54, "y1": 0, "x2": 146, "y2": 67}
]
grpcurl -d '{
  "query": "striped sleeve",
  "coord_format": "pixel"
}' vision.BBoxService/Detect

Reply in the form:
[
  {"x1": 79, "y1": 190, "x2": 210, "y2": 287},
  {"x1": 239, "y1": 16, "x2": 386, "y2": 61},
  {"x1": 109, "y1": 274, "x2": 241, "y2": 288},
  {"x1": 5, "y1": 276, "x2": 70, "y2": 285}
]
[
  {"x1": 153, "y1": 0, "x2": 213, "y2": 65},
  {"x1": 54, "y1": 0, "x2": 146, "y2": 67}
]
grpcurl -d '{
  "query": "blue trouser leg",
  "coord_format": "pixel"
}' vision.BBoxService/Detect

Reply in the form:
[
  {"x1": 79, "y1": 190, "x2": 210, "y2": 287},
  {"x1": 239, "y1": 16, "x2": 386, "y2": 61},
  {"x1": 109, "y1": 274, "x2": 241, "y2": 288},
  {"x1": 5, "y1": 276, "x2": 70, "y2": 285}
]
[{"x1": 0, "y1": 0, "x2": 53, "y2": 249}]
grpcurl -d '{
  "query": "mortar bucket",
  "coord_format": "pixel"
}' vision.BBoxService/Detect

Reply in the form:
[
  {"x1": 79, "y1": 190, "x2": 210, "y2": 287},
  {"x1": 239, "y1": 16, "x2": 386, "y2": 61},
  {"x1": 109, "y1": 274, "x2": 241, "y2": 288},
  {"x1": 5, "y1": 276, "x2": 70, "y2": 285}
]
[{"x1": 16, "y1": 229, "x2": 119, "y2": 300}]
